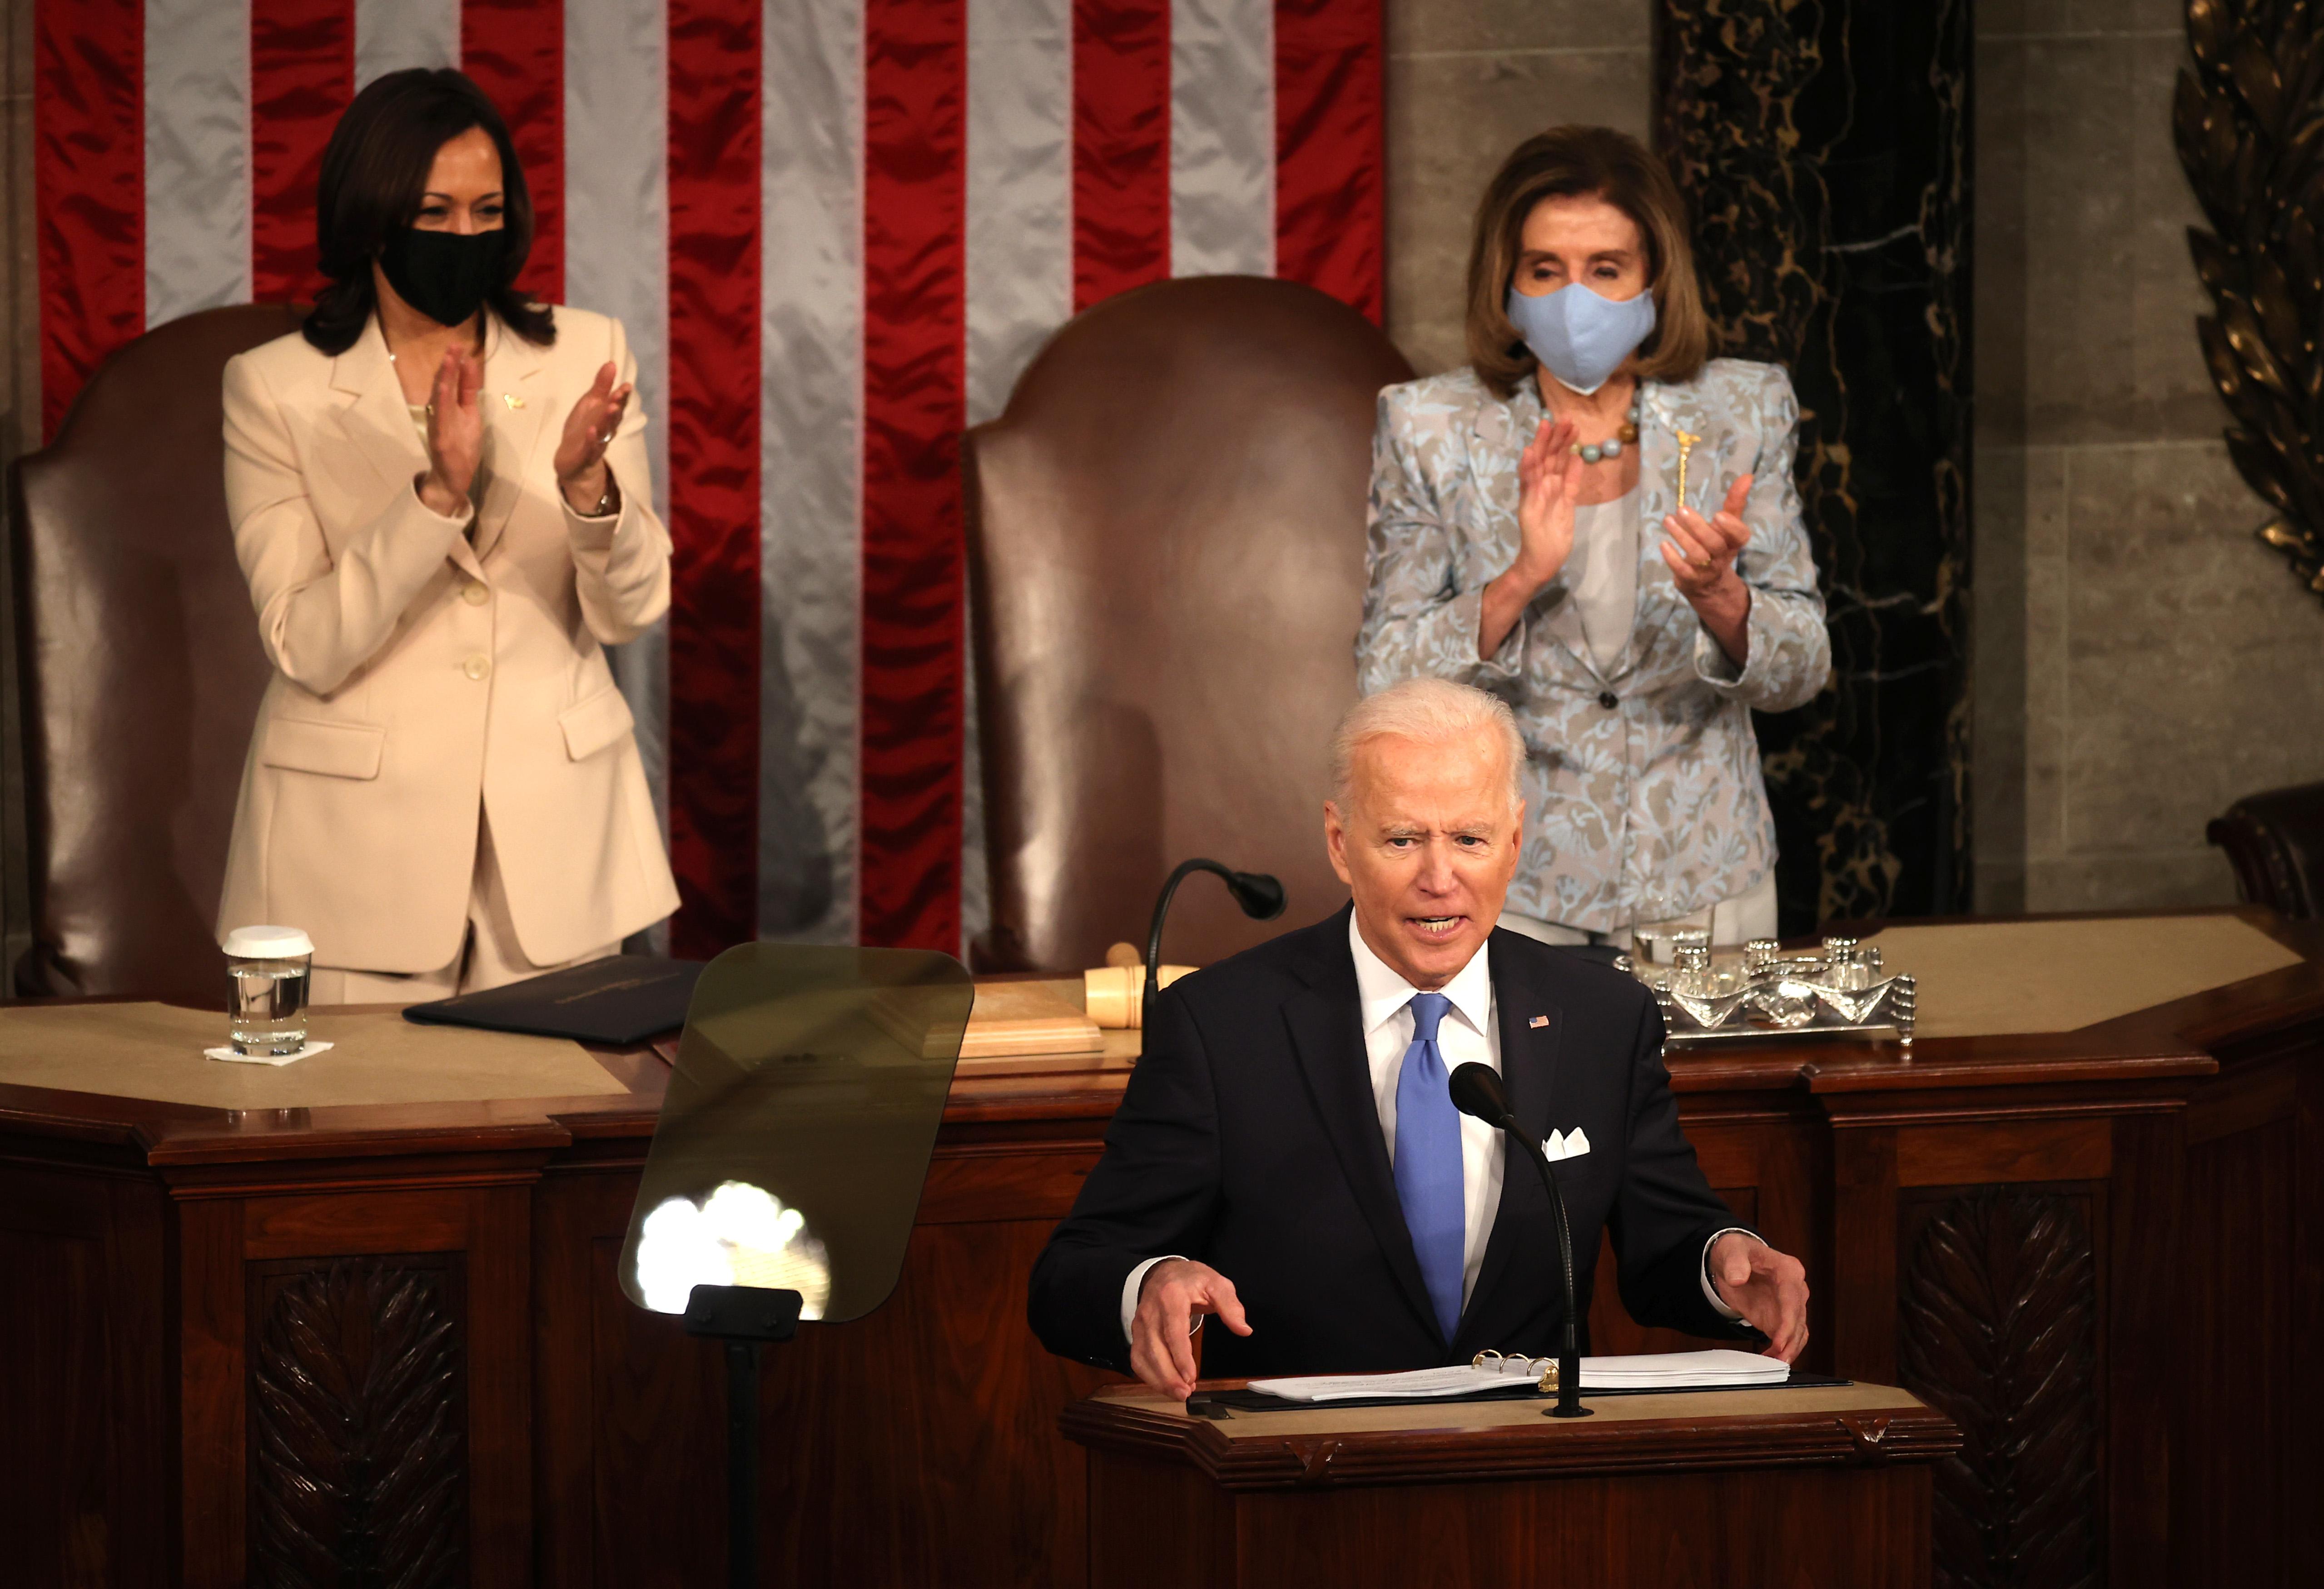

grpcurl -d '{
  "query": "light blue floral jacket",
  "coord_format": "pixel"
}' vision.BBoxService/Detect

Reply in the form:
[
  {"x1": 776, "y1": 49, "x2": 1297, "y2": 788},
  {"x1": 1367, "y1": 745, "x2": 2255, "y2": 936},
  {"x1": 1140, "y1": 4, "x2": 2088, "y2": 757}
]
[{"x1": 1355, "y1": 359, "x2": 1831, "y2": 933}]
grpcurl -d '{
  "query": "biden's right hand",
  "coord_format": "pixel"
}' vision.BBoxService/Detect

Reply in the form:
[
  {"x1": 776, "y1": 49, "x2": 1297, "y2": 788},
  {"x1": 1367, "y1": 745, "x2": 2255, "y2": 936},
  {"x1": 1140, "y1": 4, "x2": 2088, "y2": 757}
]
[{"x1": 1131, "y1": 1257, "x2": 1252, "y2": 1402}]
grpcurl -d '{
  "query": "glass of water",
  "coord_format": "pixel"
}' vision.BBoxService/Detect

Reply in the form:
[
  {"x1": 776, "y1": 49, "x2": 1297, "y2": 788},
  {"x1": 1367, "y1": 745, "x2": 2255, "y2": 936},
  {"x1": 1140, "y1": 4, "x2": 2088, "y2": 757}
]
[{"x1": 223, "y1": 925, "x2": 314, "y2": 1057}]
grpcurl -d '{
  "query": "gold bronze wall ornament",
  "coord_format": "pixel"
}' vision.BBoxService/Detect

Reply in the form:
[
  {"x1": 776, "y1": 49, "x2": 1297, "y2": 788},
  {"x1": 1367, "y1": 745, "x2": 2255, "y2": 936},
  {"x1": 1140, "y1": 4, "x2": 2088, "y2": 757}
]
[{"x1": 2174, "y1": 0, "x2": 2324, "y2": 601}]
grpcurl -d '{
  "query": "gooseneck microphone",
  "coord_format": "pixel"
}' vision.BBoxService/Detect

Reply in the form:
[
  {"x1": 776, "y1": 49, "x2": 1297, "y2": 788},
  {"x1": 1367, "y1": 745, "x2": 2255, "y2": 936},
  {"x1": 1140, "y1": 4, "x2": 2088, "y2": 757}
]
[
  {"x1": 1144, "y1": 859, "x2": 1287, "y2": 1019},
  {"x1": 1448, "y1": 1061, "x2": 1593, "y2": 1419}
]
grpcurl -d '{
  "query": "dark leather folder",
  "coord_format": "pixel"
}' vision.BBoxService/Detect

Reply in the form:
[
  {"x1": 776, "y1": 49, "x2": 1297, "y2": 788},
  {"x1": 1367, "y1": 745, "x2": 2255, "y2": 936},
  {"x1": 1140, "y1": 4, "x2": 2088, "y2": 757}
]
[{"x1": 402, "y1": 955, "x2": 706, "y2": 1045}]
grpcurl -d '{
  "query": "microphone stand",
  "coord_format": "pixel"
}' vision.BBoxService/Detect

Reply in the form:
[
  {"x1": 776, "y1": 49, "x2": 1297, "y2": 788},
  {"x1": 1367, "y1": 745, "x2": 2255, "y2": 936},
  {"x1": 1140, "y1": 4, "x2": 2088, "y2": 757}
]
[
  {"x1": 1144, "y1": 859, "x2": 1286, "y2": 1019},
  {"x1": 1447, "y1": 1062, "x2": 1592, "y2": 1418},
  {"x1": 1507, "y1": 1129, "x2": 1592, "y2": 1418}
]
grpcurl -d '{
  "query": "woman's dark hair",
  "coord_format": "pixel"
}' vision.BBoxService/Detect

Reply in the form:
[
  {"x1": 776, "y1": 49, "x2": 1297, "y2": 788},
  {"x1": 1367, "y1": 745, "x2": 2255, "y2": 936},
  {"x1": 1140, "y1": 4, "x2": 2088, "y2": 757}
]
[{"x1": 302, "y1": 68, "x2": 556, "y2": 354}]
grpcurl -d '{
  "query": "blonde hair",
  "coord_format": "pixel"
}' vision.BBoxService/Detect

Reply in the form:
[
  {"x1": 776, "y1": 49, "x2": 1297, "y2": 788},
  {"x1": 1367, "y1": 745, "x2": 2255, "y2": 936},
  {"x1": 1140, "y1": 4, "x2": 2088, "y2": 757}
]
[
  {"x1": 1331, "y1": 679, "x2": 1525, "y2": 812},
  {"x1": 1463, "y1": 125, "x2": 1712, "y2": 401}
]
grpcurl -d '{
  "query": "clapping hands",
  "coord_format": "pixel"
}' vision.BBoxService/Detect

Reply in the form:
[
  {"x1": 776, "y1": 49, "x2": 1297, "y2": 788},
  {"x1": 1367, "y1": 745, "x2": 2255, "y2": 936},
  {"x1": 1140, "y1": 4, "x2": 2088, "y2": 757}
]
[
  {"x1": 555, "y1": 361, "x2": 632, "y2": 515},
  {"x1": 1512, "y1": 416, "x2": 1587, "y2": 587},
  {"x1": 416, "y1": 348, "x2": 484, "y2": 518}
]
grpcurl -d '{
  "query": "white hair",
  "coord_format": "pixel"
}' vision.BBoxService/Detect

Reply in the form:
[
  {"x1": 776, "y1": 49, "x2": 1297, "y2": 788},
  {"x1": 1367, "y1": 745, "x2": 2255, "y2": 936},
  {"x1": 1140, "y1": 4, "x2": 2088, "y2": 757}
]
[{"x1": 1330, "y1": 677, "x2": 1525, "y2": 811}]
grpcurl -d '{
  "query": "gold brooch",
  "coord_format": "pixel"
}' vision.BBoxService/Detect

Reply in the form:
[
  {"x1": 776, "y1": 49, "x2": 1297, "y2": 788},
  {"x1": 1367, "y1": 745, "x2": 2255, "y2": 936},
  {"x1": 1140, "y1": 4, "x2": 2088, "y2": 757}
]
[
  {"x1": 502, "y1": 393, "x2": 525, "y2": 410},
  {"x1": 1675, "y1": 429, "x2": 1702, "y2": 510}
]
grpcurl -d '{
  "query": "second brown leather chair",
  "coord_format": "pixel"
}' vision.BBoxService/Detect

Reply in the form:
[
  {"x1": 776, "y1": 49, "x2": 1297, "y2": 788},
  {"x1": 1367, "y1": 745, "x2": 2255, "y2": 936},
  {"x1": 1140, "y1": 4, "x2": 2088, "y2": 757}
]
[
  {"x1": 2208, "y1": 780, "x2": 2324, "y2": 921},
  {"x1": 967, "y1": 276, "x2": 1414, "y2": 973},
  {"x1": 9, "y1": 303, "x2": 303, "y2": 997}
]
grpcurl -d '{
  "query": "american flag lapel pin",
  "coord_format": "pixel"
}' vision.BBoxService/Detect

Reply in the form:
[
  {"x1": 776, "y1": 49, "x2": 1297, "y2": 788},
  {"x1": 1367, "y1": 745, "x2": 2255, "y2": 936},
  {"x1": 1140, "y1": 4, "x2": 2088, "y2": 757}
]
[{"x1": 1528, "y1": 1015, "x2": 1550, "y2": 1029}]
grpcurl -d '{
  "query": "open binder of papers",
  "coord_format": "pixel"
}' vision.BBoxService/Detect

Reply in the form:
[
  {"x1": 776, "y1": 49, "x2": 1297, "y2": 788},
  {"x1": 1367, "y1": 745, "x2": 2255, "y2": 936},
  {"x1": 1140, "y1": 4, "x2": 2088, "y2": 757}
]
[{"x1": 1243, "y1": 1349, "x2": 1798, "y2": 1405}]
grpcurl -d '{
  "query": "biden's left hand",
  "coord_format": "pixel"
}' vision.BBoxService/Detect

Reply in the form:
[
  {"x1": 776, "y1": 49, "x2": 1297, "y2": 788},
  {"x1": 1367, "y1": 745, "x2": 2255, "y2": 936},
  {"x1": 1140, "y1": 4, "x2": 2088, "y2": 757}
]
[{"x1": 1709, "y1": 1231, "x2": 1809, "y2": 1364}]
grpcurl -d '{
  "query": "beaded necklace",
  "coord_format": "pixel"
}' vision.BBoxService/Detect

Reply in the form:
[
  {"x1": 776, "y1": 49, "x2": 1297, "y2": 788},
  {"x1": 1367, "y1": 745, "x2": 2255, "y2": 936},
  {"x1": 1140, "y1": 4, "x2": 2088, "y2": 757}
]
[{"x1": 1566, "y1": 392, "x2": 1644, "y2": 466}]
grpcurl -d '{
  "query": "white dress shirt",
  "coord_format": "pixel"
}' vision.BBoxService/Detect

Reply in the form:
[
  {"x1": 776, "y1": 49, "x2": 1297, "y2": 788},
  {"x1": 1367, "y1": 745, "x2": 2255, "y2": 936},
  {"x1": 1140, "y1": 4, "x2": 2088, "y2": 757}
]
[
  {"x1": 1118, "y1": 918, "x2": 1752, "y2": 1344},
  {"x1": 1348, "y1": 914, "x2": 1506, "y2": 1311}
]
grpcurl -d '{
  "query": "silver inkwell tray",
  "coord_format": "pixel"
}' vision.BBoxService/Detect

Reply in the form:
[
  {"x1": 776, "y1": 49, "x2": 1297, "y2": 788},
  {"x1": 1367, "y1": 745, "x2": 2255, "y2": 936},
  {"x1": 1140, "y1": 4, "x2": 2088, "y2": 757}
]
[{"x1": 1617, "y1": 929, "x2": 1917, "y2": 1048}]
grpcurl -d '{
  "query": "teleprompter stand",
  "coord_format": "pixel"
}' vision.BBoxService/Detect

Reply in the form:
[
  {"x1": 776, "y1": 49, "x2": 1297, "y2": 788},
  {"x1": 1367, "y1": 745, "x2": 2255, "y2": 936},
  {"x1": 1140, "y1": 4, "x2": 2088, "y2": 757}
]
[
  {"x1": 684, "y1": 1284, "x2": 804, "y2": 1589},
  {"x1": 616, "y1": 943, "x2": 975, "y2": 1589}
]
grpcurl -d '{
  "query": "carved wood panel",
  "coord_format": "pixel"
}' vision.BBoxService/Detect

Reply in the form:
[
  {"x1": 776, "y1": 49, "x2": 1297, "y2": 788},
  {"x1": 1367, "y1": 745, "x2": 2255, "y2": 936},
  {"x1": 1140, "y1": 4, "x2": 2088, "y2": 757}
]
[
  {"x1": 1897, "y1": 1187, "x2": 2100, "y2": 1589},
  {"x1": 247, "y1": 1256, "x2": 467, "y2": 1588}
]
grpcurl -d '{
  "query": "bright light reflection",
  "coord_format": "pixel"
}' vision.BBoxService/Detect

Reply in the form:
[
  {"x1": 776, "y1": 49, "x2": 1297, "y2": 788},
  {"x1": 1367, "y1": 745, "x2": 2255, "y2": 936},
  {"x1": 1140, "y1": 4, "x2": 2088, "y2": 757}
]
[{"x1": 635, "y1": 1181, "x2": 831, "y2": 1319}]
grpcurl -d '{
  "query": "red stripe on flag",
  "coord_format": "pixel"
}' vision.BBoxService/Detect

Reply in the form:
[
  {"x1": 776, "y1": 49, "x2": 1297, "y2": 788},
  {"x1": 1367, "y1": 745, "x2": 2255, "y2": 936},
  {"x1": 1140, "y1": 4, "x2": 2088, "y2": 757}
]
[
  {"x1": 1274, "y1": 0, "x2": 1383, "y2": 323},
  {"x1": 859, "y1": 0, "x2": 968, "y2": 951},
  {"x1": 460, "y1": 0, "x2": 564, "y2": 303},
  {"x1": 664, "y1": 0, "x2": 763, "y2": 958},
  {"x1": 1070, "y1": 0, "x2": 1170, "y2": 313},
  {"x1": 251, "y1": 0, "x2": 355, "y2": 304},
  {"x1": 33, "y1": 0, "x2": 144, "y2": 440}
]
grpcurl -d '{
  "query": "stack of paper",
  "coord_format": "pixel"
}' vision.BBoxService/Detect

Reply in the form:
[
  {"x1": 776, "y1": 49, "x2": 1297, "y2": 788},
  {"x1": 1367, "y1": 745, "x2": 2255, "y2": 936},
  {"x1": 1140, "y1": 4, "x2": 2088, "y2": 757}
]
[
  {"x1": 1247, "y1": 1348, "x2": 1788, "y2": 1404},
  {"x1": 1580, "y1": 1349, "x2": 1789, "y2": 1389}
]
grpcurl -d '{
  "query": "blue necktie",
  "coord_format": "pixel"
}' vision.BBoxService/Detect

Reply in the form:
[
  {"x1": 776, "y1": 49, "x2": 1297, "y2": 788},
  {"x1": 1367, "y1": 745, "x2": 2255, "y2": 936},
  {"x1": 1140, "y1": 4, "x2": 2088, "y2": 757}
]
[{"x1": 1394, "y1": 992, "x2": 1465, "y2": 1340}]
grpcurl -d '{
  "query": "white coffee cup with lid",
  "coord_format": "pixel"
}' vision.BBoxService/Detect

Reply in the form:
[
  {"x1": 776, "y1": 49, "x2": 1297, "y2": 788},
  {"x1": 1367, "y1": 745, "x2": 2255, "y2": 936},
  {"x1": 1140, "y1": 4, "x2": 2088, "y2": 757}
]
[{"x1": 224, "y1": 925, "x2": 314, "y2": 1057}]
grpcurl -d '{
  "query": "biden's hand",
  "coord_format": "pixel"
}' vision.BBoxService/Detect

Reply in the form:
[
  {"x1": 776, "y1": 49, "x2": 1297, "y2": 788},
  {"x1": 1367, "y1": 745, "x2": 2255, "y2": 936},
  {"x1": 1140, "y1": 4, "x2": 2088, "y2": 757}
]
[
  {"x1": 1709, "y1": 1231, "x2": 1809, "y2": 1363},
  {"x1": 1131, "y1": 1257, "x2": 1252, "y2": 1401}
]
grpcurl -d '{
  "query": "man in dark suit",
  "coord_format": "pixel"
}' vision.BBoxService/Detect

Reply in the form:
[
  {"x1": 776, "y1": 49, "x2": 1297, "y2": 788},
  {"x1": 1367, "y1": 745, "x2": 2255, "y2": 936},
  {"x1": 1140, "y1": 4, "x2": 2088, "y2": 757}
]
[{"x1": 1029, "y1": 677, "x2": 1809, "y2": 1398}]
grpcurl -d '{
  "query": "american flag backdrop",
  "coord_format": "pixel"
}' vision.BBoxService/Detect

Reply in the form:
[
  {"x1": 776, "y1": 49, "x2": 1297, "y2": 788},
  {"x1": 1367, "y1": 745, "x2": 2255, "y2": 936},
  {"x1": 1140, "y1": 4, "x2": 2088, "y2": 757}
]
[{"x1": 32, "y1": 0, "x2": 1384, "y2": 957}]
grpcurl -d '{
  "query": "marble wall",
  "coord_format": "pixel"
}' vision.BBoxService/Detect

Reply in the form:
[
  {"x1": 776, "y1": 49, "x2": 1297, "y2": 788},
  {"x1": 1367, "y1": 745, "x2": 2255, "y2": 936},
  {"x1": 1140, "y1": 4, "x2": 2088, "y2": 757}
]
[
  {"x1": 1383, "y1": 0, "x2": 1654, "y2": 372},
  {"x1": 1972, "y1": 0, "x2": 2324, "y2": 913}
]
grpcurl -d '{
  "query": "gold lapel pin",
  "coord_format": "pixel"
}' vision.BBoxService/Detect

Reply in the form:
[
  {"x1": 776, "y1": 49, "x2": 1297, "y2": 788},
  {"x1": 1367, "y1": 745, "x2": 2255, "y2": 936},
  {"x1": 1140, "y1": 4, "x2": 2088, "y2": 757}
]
[
  {"x1": 502, "y1": 393, "x2": 525, "y2": 410},
  {"x1": 1675, "y1": 429, "x2": 1702, "y2": 510}
]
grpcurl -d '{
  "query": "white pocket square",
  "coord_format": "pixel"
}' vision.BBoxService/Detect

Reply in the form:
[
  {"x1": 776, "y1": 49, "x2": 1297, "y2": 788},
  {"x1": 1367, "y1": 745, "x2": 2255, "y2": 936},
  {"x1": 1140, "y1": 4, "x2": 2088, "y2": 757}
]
[{"x1": 1543, "y1": 1127, "x2": 1591, "y2": 1162}]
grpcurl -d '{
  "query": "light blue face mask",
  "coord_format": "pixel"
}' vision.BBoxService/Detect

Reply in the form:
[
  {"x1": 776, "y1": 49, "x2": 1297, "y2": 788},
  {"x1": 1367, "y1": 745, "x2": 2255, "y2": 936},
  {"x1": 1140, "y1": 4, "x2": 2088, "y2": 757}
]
[{"x1": 1505, "y1": 281, "x2": 1658, "y2": 396}]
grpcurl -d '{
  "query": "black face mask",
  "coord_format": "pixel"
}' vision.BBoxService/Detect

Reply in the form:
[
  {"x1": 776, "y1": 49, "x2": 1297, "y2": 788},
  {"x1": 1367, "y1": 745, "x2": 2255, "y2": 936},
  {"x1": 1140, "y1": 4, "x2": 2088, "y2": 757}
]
[{"x1": 378, "y1": 226, "x2": 507, "y2": 327}]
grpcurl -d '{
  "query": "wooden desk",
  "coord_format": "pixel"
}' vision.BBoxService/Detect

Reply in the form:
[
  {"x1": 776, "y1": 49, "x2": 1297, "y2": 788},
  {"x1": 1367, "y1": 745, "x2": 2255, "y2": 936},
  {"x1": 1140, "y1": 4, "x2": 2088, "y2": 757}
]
[
  {"x1": 1063, "y1": 1380, "x2": 1960, "y2": 1587},
  {"x1": 1, "y1": 908, "x2": 2318, "y2": 1586}
]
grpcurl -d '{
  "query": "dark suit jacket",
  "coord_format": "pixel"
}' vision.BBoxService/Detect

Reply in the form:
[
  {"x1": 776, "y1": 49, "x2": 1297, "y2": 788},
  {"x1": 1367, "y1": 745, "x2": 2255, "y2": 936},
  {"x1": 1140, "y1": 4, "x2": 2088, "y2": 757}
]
[{"x1": 1028, "y1": 906, "x2": 1755, "y2": 1377}]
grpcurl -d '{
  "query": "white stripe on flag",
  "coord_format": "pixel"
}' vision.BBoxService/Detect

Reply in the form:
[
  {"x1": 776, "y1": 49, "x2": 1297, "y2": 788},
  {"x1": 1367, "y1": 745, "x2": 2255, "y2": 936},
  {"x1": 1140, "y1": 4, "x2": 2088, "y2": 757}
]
[
  {"x1": 144, "y1": 0, "x2": 249, "y2": 328},
  {"x1": 354, "y1": 0, "x2": 461, "y2": 87},
  {"x1": 964, "y1": 0, "x2": 1070, "y2": 427},
  {"x1": 962, "y1": 0, "x2": 1073, "y2": 956},
  {"x1": 760, "y1": 0, "x2": 864, "y2": 943},
  {"x1": 566, "y1": 0, "x2": 673, "y2": 918},
  {"x1": 1169, "y1": 0, "x2": 1275, "y2": 279}
]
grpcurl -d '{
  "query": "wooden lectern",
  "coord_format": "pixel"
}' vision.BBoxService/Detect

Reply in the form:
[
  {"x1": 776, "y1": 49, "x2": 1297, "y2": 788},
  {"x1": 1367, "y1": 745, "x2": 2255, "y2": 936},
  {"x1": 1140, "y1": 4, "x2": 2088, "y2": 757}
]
[{"x1": 1062, "y1": 1382, "x2": 1960, "y2": 1588}]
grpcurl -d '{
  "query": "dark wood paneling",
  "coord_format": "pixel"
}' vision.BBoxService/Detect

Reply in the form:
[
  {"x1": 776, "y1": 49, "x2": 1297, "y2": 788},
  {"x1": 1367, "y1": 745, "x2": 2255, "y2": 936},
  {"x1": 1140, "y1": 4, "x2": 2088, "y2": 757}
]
[
  {"x1": 1120, "y1": 1466, "x2": 1936, "y2": 1589},
  {"x1": 1897, "y1": 1187, "x2": 2101, "y2": 1589},
  {"x1": 1834, "y1": 1127, "x2": 1902, "y2": 1385},
  {"x1": 2296, "y1": 1059, "x2": 2324, "y2": 1583},
  {"x1": 180, "y1": 1195, "x2": 248, "y2": 1589},
  {"x1": 0, "y1": 1224, "x2": 110, "y2": 1586},
  {"x1": 2180, "y1": 1117, "x2": 2292, "y2": 1587},
  {"x1": 247, "y1": 1256, "x2": 469, "y2": 1585},
  {"x1": 0, "y1": 1164, "x2": 171, "y2": 1589},
  {"x1": 2104, "y1": 1113, "x2": 2181, "y2": 1589},
  {"x1": 536, "y1": 1161, "x2": 1113, "y2": 1589},
  {"x1": 1897, "y1": 1118, "x2": 2111, "y2": 1188},
  {"x1": 760, "y1": 1218, "x2": 1114, "y2": 1586}
]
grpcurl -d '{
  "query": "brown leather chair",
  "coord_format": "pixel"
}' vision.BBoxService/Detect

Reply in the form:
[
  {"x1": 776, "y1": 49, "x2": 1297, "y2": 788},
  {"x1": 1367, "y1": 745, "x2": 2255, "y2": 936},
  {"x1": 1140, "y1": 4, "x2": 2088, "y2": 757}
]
[
  {"x1": 967, "y1": 276, "x2": 1414, "y2": 973},
  {"x1": 8, "y1": 303, "x2": 304, "y2": 998},
  {"x1": 2208, "y1": 780, "x2": 2324, "y2": 920}
]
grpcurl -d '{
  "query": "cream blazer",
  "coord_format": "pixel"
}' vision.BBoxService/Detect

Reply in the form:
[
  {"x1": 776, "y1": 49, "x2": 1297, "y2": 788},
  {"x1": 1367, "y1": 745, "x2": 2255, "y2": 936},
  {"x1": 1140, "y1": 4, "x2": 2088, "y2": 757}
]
[{"x1": 216, "y1": 306, "x2": 680, "y2": 973}]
